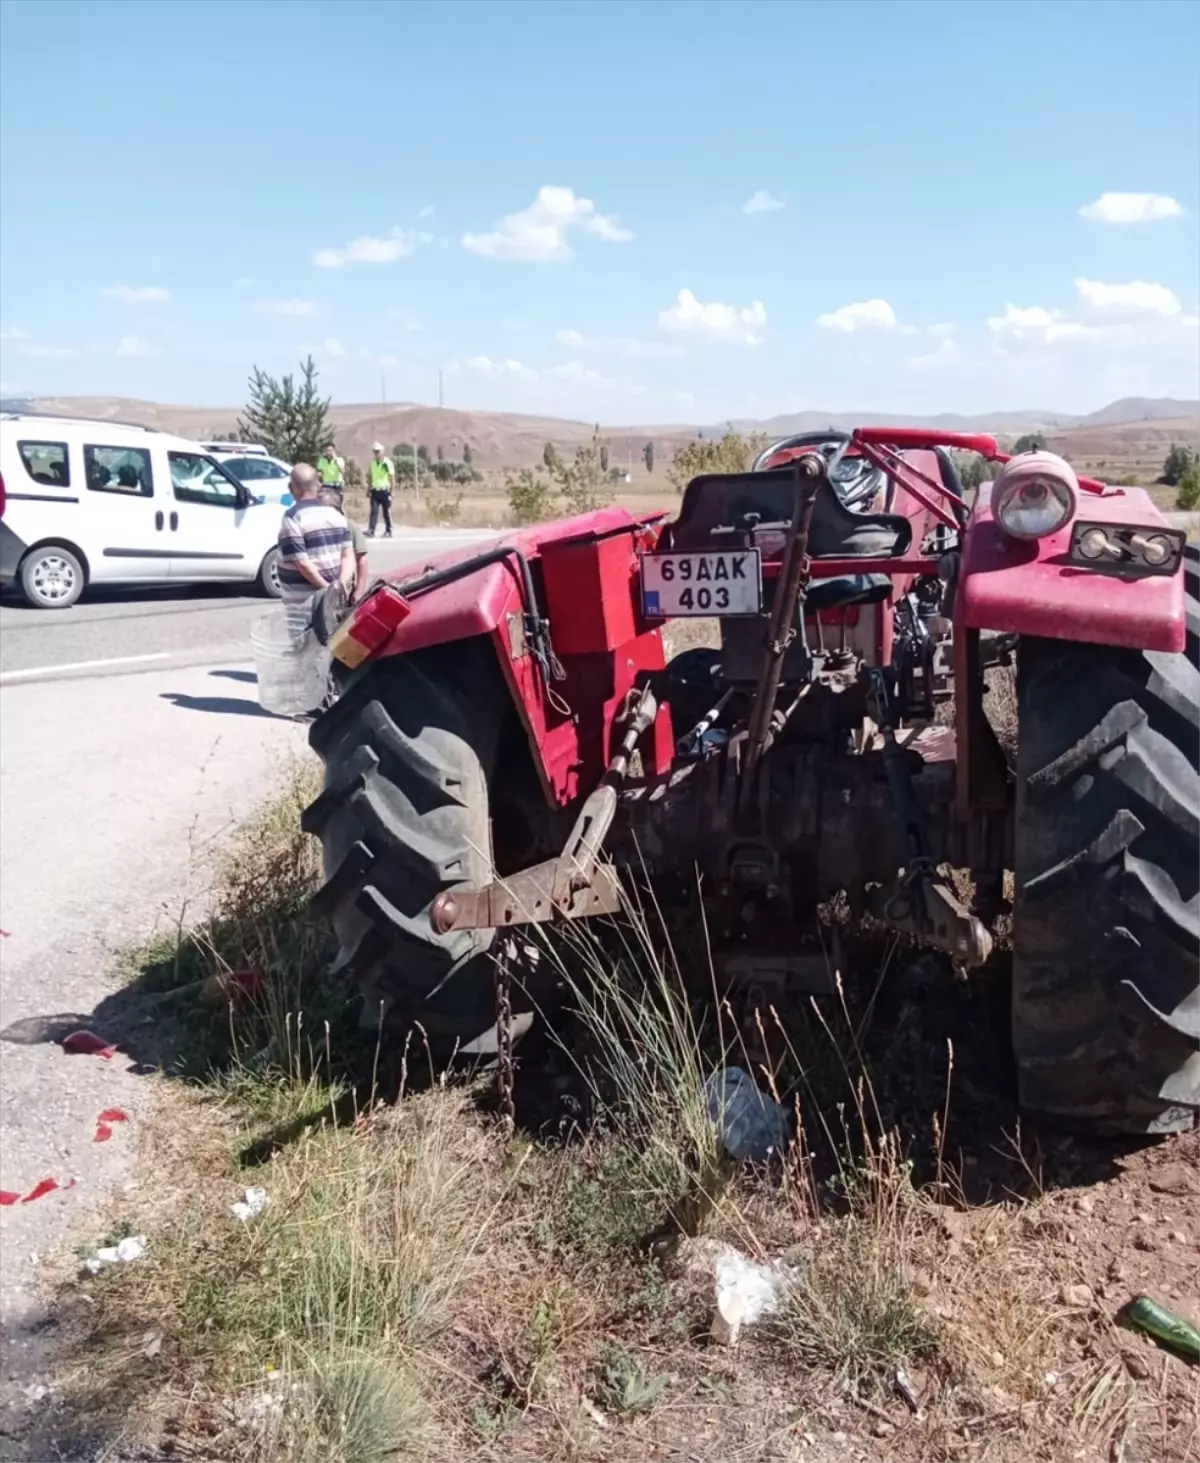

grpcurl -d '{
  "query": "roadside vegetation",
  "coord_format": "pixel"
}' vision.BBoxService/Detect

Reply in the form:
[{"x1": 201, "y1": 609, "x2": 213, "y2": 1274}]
[{"x1": 47, "y1": 760, "x2": 1198, "y2": 1463}]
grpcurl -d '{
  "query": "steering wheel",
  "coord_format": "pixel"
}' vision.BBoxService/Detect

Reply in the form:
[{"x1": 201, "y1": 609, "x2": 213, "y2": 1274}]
[{"x1": 755, "y1": 434, "x2": 888, "y2": 511}]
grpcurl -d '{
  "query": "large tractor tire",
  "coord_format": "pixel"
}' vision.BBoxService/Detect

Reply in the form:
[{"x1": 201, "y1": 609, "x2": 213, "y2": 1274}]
[
  {"x1": 302, "y1": 639, "x2": 506, "y2": 1043},
  {"x1": 1011, "y1": 547, "x2": 1199, "y2": 1135}
]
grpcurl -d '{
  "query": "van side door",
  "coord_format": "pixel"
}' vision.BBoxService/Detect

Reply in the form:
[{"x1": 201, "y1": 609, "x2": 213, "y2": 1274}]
[
  {"x1": 166, "y1": 451, "x2": 256, "y2": 580},
  {"x1": 82, "y1": 440, "x2": 170, "y2": 580}
]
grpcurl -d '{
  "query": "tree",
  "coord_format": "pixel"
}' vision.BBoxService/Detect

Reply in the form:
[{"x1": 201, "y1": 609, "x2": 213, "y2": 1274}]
[
  {"x1": 1012, "y1": 432, "x2": 1047, "y2": 455},
  {"x1": 237, "y1": 355, "x2": 331, "y2": 465},
  {"x1": 666, "y1": 431, "x2": 769, "y2": 492},
  {"x1": 463, "y1": 442, "x2": 473, "y2": 467},
  {"x1": 555, "y1": 429, "x2": 615, "y2": 514},
  {"x1": 599, "y1": 443, "x2": 609, "y2": 473},
  {"x1": 417, "y1": 444, "x2": 431, "y2": 465},
  {"x1": 1162, "y1": 444, "x2": 1197, "y2": 486},
  {"x1": 643, "y1": 440, "x2": 655, "y2": 474},
  {"x1": 543, "y1": 441, "x2": 558, "y2": 470},
  {"x1": 393, "y1": 442, "x2": 415, "y2": 458},
  {"x1": 952, "y1": 451, "x2": 999, "y2": 492},
  {"x1": 436, "y1": 443, "x2": 445, "y2": 463},
  {"x1": 506, "y1": 467, "x2": 555, "y2": 524},
  {"x1": 1176, "y1": 460, "x2": 1200, "y2": 512},
  {"x1": 343, "y1": 457, "x2": 365, "y2": 493}
]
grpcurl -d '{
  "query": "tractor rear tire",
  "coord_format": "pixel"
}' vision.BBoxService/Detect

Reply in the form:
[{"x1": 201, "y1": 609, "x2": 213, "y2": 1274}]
[
  {"x1": 302, "y1": 639, "x2": 506, "y2": 1043},
  {"x1": 1011, "y1": 547, "x2": 1199, "y2": 1135}
]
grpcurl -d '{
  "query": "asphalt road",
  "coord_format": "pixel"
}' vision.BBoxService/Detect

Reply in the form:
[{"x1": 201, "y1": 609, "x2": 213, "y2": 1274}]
[
  {"x1": 0, "y1": 530, "x2": 497, "y2": 683},
  {"x1": 0, "y1": 527, "x2": 496, "y2": 1454}
]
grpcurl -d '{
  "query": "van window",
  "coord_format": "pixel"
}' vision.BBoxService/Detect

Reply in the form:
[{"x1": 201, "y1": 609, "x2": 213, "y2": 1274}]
[
  {"x1": 17, "y1": 440, "x2": 70, "y2": 488},
  {"x1": 84, "y1": 444, "x2": 153, "y2": 496},
  {"x1": 169, "y1": 452, "x2": 244, "y2": 508}
]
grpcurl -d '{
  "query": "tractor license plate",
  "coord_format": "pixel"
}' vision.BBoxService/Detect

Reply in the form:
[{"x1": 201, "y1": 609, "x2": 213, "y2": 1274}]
[{"x1": 640, "y1": 549, "x2": 762, "y2": 618}]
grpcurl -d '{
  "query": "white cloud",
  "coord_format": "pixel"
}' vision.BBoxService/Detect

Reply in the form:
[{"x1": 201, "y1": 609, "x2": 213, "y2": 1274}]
[
  {"x1": 377, "y1": 354, "x2": 399, "y2": 367},
  {"x1": 0, "y1": 326, "x2": 30, "y2": 341},
  {"x1": 1074, "y1": 278, "x2": 1181, "y2": 317},
  {"x1": 542, "y1": 360, "x2": 615, "y2": 385},
  {"x1": 987, "y1": 279, "x2": 1192, "y2": 353},
  {"x1": 988, "y1": 303, "x2": 1060, "y2": 336},
  {"x1": 908, "y1": 339, "x2": 961, "y2": 369},
  {"x1": 313, "y1": 227, "x2": 424, "y2": 268},
  {"x1": 305, "y1": 337, "x2": 346, "y2": 357},
  {"x1": 101, "y1": 285, "x2": 169, "y2": 304},
  {"x1": 556, "y1": 328, "x2": 684, "y2": 360},
  {"x1": 986, "y1": 302, "x2": 1104, "y2": 345},
  {"x1": 928, "y1": 322, "x2": 956, "y2": 338},
  {"x1": 460, "y1": 355, "x2": 537, "y2": 377},
  {"x1": 1079, "y1": 192, "x2": 1183, "y2": 224},
  {"x1": 743, "y1": 190, "x2": 784, "y2": 214},
  {"x1": 255, "y1": 298, "x2": 317, "y2": 317},
  {"x1": 116, "y1": 335, "x2": 158, "y2": 358},
  {"x1": 657, "y1": 288, "x2": 767, "y2": 345},
  {"x1": 461, "y1": 186, "x2": 633, "y2": 261},
  {"x1": 385, "y1": 307, "x2": 422, "y2": 332},
  {"x1": 447, "y1": 353, "x2": 625, "y2": 394},
  {"x1": 817, "y1": 298, "x2": 897, "y2": 333},
  {"x1": 19, "y1": 343, "x2": 80, "y2": 358}
]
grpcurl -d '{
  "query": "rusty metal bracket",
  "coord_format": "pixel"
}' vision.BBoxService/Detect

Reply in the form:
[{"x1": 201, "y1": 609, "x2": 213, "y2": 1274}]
[
  {"x1": 431, "y1": 687, "x2": 657, "y2": 936},
  {"x1": 431, "y1": 858, "x2": 624, "y2": 933},
  {"x1": 870, "y1": 865, "x2": 992, "y2": 969}
]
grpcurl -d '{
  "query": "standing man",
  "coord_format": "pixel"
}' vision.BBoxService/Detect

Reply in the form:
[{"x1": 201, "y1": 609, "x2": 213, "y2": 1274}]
[
  {"x1": 319, "y1": 484, "x2": 369, "y2": 602},
  {"x1": 277, "y1": 463, "x2": 354, "y2": 615},
  {"x1": 316, "y1": 439, "x2": 345, "y2": 492},
  {"x1": 367, "y1": 441, "x2": 395, "y2": 538}
]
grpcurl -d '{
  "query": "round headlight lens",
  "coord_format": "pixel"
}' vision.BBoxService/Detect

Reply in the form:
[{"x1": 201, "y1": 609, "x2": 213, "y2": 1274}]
[{"x1": 992, "y1": 451, "x2": 1079, "y2": 540}]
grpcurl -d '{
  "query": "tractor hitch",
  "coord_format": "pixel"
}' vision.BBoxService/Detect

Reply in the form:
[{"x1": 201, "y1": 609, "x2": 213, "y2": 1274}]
[{"x1": 430, "y1": 686, "x2": 658, "y2": 934}]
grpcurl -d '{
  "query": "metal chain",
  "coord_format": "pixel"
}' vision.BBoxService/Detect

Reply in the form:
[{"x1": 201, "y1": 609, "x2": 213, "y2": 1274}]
[{"x1": 494, "y1": 946, "x2": 516, "y2": 1139}]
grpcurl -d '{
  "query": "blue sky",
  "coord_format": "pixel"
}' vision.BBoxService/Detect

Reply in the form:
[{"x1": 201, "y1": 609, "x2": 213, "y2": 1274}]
[{"x1": 1, "y1": 0, "x2": 1197, "y2": 423}]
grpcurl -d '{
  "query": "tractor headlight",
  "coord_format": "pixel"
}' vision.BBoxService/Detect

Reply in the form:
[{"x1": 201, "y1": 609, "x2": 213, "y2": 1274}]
[{"x1": 992, "y1": 451, "x2": 1078, "y2": 541}]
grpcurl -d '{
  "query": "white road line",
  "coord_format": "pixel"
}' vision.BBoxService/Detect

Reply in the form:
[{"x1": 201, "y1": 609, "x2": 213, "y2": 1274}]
[{"x1": 0, "y1": 652, "x2": 173, "y2": 683}]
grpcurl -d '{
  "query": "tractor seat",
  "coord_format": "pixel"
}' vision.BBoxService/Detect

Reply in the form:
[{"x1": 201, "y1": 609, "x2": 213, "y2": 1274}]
[{"x1": 669, "y1": 469, "x2": 912, "y2": 559}]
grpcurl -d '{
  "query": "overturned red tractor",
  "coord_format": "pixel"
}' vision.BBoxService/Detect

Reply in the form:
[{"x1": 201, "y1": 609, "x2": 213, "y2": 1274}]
[{"x1": 303, "y1": 428, "x2": 1198, "y2": 1137}]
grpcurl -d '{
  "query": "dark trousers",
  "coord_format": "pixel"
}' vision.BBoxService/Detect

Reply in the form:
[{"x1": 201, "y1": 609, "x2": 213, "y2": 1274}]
[{"x1": 368, "y1": 490, "x2": 393, "y2": 535}]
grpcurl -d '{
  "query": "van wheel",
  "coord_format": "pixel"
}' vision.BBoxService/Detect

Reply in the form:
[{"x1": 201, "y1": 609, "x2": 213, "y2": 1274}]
[
  {"x1": 258, "y1": 548, "x2": 283, "y2": 598},
  {"x1": 21, "y1": 547, "x2": 85, "y2": 609}
]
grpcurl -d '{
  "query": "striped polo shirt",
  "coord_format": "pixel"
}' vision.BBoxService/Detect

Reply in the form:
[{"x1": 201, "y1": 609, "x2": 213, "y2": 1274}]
[{"x1": 277, "y1": 498, "x2": 350, "y2": 603}]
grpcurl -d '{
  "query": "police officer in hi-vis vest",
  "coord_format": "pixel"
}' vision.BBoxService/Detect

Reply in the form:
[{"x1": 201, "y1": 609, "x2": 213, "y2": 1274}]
[
  {"x1": 367, "y1": 441, "x2": 395, "y2": 538},
  {"x1": 316, "y1": 440, "x2": 345, "y2": 492}
]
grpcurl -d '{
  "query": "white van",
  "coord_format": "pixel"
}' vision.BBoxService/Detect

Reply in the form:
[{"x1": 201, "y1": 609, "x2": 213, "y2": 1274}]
[{"x1": 0, "y1": 414, "x2": 286, "y2": 609}]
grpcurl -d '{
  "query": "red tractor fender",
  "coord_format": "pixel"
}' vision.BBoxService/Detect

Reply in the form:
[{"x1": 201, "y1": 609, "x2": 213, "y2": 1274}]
[
  {"x1": 957, "y1": 483, "x2": 1186, "y2": 653},
  {"x1": 363, "y1": 507, "x2": 675, "y2": 807}
]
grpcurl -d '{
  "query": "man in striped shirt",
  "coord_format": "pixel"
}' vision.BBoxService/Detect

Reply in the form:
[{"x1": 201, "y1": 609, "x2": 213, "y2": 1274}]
[{"x1": 276, "y1": 463, "x2": 354, "y2": 610}]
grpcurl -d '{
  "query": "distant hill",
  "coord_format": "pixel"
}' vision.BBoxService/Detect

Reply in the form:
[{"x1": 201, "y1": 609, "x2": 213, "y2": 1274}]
[
  {"x1": 1074, "y1": 397, "x2": 1200, "y2": 428},
  {"x1": 3, "y1": 393, "x2": 1196, "y2": 474},
  {"x1": 711, "y1": 398, "x2": 1200, "y2": 439}
]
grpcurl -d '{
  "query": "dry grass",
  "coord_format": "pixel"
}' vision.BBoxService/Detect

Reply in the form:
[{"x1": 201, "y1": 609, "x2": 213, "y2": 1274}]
[{"x1": 49, "y1": 771, "x2": 1199, "y2": 1463}]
